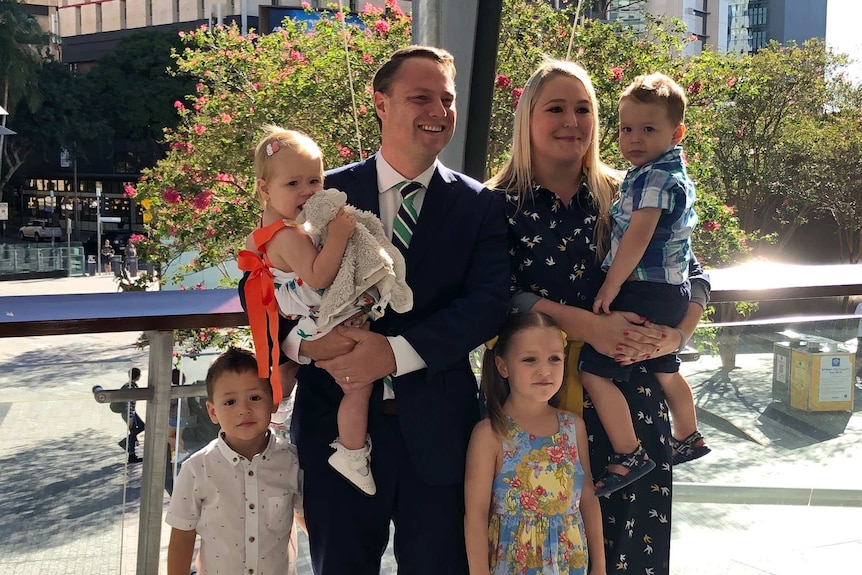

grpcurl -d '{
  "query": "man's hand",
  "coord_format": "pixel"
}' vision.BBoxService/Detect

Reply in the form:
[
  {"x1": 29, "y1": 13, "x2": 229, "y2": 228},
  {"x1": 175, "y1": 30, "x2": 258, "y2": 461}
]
[
  {"x1": 297, "y1": 329, "x2": 357, "y2": 362},
  {"x1": 316, "y1": 326, "x2": 396, "y2": 391}
]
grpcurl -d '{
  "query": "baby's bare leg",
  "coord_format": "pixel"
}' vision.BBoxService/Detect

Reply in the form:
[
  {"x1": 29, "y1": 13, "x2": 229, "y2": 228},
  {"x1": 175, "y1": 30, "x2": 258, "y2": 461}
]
[
  {"x1": 337, "y1": 383, "x2": 373, "y2": 450},
  {"x1": 657, "y1": 372, "x2": 697, "y2": 439},
  {"x1": 341, "y1": 311, "x2": 368, "y2": 329},
  {"x1": 581, "y1": 371, "x2": 639, "y2": 456}
]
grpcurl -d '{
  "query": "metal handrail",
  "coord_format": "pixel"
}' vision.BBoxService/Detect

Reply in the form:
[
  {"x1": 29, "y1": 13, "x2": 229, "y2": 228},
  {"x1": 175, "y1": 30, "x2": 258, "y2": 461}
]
[{"x1": 3, "y1": 262, "x2": 862, "y2": 573}]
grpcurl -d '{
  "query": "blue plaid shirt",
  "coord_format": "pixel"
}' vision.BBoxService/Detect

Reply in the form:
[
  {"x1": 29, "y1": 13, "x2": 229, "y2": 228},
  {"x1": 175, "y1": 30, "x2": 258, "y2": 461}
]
[{"x1": 603, "y1": 146, "x2": 697, "y2": 285}]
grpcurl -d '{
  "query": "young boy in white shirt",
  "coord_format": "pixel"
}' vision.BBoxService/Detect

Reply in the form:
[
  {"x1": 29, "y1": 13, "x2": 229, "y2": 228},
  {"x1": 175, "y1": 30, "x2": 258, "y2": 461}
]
[{"x1": 166, "y1": 347, "x2": 303, "y2": 575}]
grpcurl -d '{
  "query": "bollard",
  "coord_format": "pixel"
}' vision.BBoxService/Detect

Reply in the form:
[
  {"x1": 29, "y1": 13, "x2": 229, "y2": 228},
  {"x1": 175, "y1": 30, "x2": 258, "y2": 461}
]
[{"x1": 111, "y1": 254, "x2": 123, "y2": 277}]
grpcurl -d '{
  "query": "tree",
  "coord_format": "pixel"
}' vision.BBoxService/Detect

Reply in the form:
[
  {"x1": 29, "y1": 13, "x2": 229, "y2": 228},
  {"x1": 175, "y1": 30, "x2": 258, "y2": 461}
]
[
  {"x1": 686, "y1": 40, "x2": 834, "y2": 247},
  {"x1": 0, "y1": 0, "x2": 52, "y2": 112},
  {"x1": 802, "y1": 80, "x2": 862, "y2": 263},
  {"x1": 0, "y1": 0, "x2": 53, "y2": 195},
  {"x1": 3, "y1": 60, "x2": 108, "y2": 194},
  {"x1": 82, "y1": 29, "x2": 196, "y2": 142}
]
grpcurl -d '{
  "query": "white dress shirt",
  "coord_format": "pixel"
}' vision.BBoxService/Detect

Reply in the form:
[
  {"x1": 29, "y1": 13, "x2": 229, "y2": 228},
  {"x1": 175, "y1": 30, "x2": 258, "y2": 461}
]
[
  {"x1": 166, "y1": 432, "x2": 303, "y2": 575},
  {"x1": 284, "y1": 151, "x2": 438, "y2": 377}
]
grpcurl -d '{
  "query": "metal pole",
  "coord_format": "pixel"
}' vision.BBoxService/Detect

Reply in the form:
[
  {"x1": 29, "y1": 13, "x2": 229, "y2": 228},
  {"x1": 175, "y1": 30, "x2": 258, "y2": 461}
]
[
  {"x1": 73, "y1": 146, "x2": 79, "y2": 241},
  {"x1": 96, "y1": 186, "x2": 102, "y2": 274},
  {"x1": 66, "y1": 217, "x2": 72, "y2": 276},
  {"x1": 241, "y1": 0, "x2": 248, "y2": 35},
  {"x1": 463, "y1": 0, "x2": 503, "y2": 181},
  {"x1": 413, "y1": 0, "x2": 443, "y2": 47},
  {"x1": 137, "y1": 330, "x2": 173, "y2": 575}
]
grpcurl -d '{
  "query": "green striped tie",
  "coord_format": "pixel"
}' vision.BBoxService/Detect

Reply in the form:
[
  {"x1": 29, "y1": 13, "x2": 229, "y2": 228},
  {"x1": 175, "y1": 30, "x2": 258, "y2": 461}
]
[
  {"x1": 384, "y1": 181, "x2": 423, "y2": 399},
  {"x1": 391, "y1": 181, "x2": 422, "y2": 252}
]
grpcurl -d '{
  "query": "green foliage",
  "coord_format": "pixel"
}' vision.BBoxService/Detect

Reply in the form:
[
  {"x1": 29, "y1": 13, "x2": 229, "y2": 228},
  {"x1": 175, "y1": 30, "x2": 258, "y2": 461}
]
[
  {"x1": 0, "y1": 0, "x2": 54, "y2": 113},
  {"x1": 683, "y1": 40, "x2": 835, "y2": 246},
  {"x1": 4, "y1": 60, "x2": 110, "y2": 190},
  {"x1": 83, "y1": 28, "x2": 197, "y2": 141}
]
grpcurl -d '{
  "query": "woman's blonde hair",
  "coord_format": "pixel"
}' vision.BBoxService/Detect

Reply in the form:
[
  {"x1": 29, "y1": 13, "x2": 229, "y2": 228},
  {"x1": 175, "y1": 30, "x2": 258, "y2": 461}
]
[
  {"x1": 486, "y1": 58, "x2": 621, "y2": 258},
  {"x1": 253, "y1": 126, "x2": 322, "y2": 206}
]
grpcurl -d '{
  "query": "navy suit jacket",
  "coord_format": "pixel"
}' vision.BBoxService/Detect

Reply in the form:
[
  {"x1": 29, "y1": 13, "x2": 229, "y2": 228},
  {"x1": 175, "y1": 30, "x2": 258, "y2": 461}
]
[{"x1": 291, "y1": 156, "x2": 509, "y2": 486}]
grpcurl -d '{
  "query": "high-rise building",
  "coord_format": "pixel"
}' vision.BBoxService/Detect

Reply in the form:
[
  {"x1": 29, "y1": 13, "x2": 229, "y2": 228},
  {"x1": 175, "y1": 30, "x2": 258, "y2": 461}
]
[
  {"x1": 576, "y1": 0, "x2": 826, "y2": 55},
  {"x1": 726, "y1": 0, "x2": 827, "y2": 54},
  {"x1": 20, "y1": 0, "x2": 410, "y2": 69},
  {"x1": 589, "y1": 1, "x2": 730, "y2": 55}
]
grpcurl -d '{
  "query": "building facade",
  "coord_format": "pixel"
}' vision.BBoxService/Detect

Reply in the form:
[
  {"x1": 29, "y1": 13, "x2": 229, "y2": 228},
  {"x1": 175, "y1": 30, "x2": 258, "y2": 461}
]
[
  {"x1": 726, "y1": 0, "x2": 826, "y2": 54},
  {"x1": 14, "y1": 0, "x2": 408, "y2": 239},
  {"x1": 591, "y1": 0, "x2": 826, "y2": 56},
  {"x1": 604, "y1": 0, "x2": 730, "y2": 56}
]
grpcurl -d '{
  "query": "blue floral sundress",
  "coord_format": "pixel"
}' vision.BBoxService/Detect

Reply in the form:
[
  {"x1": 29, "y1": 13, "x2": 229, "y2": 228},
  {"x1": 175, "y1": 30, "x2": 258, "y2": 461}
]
[{"x1": 489, "y1": 411, "x2": 587, "y2": 575}]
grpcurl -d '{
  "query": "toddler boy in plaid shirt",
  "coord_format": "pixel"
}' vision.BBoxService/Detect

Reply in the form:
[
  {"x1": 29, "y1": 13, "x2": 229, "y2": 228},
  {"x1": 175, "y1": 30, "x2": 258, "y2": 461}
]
[{"x1": 580, "y1": 73, "x2": 710, "y2": 497}]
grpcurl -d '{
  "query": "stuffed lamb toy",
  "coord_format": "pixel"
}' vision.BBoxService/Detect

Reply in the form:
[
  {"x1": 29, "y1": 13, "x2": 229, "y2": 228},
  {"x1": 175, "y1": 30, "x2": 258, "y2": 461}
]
[{"x1": 296, "y1": 188, "x2": 413, "y2": 327}]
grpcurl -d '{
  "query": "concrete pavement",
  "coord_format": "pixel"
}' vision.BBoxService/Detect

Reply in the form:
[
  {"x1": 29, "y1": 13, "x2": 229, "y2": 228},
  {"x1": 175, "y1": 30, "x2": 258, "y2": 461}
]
[{"x1": 1, "y1": 274, "x2": 860, "y2": 574}]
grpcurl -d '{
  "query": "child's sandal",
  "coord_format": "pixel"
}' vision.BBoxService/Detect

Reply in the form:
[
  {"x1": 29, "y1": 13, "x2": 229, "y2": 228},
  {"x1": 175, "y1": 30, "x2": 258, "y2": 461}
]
[
  {"x1": 593, "y1": 444, "x2": 656, "y2": 497},
  {"x1": 671, "y1": 430, "x2": 711, "y2": 465}
]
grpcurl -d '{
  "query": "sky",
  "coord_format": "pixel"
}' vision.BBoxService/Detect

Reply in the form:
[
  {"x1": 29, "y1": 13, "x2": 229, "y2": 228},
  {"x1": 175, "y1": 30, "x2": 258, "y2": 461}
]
[{"x1": 826, "y1": 0, "x2": 862, "y2": 82}]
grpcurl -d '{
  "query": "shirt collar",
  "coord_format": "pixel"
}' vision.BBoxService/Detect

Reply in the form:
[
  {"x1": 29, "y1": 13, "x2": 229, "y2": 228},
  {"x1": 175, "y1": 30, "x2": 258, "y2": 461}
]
[
  {"x1": 375, "y1": 151, "x2": 438, "y2": 193},
  {"x1": 628, "y1": 145, "x2": 683, "y2": 177},
  {"x1": 216, "y1": 429, "x2": 276, "y2": 466}
]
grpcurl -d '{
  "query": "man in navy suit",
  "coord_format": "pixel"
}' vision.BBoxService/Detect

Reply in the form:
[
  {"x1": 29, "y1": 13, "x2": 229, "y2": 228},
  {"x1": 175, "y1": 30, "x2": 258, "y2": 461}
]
[{"x1": 282, "y1": 46, "x2": 509, "y2": 574}]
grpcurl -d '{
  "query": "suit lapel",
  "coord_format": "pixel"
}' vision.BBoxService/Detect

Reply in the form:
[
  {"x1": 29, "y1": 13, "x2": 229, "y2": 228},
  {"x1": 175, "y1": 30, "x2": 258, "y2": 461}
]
[
  {"x1": 343, "y1": 158, "x2": 381, "y2": 217},
  {"x1": 407, "y1": 166, "x2": 460, "y2": 273}
]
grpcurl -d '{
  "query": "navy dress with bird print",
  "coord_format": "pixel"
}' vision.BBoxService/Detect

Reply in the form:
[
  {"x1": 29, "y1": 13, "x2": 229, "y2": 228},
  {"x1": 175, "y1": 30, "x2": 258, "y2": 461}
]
[{"x1": 505, "y1": 183, "x2": 676, "y2": 575}]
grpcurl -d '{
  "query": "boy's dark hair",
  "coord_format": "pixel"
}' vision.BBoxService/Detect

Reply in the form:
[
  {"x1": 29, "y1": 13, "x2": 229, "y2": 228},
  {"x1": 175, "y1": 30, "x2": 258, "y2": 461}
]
[
  {"x1": 620, "y1": 72, "x2": 687, "y2": 126},
  {"x1": 205, "y1": 347, "x2": 269, "y2": 401},
  {"x1": 371, "y1": 45, "x2": 456, "y2": 128},
  {"x1": 481, "y1": 312, "x2": 566, "y2": 438},
  {"x1": 130, "y1": 367, "x2": 141, "y2": 381}
]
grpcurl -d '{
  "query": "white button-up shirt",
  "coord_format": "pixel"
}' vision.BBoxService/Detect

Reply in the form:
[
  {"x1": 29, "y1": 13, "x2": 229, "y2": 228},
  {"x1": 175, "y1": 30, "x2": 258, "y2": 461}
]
[{"x1": 166, "y1": 432, "x2": 303, "y2": 575}]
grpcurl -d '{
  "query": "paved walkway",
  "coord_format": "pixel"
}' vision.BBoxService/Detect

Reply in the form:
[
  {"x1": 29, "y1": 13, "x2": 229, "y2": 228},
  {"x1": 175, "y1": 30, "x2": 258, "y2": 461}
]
[{"x1": 0, "y1": 275, "x2": 860, "y2": 574}]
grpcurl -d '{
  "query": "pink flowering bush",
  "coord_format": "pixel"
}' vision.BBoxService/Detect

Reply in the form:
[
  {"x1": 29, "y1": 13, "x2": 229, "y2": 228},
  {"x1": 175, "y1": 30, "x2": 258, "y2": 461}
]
[{"x1": 131, "y1": 7, "x2": 412, "y2": 283}]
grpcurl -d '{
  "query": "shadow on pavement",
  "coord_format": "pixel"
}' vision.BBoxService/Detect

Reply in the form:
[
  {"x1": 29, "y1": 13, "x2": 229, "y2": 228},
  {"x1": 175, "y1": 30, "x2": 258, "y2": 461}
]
[{"x1": 0, "y1": 428, "x2": 126, "y2": 551}]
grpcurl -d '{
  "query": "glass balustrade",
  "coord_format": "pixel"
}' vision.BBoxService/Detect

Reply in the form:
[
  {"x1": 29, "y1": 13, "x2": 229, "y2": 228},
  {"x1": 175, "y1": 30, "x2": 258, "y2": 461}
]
[{"x1": 0, "y1": 304, "x2": 859, "y2": 574}]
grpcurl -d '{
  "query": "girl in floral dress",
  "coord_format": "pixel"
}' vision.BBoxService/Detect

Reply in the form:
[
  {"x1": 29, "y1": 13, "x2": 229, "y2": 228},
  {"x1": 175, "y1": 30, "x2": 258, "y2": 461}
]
[{"x1": 465, "y1": 312, "x2": 606, "y2": 575}]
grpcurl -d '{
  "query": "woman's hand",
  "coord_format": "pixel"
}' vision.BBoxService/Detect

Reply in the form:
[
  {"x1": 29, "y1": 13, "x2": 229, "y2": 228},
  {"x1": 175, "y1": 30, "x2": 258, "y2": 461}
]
[
  {"x1": 643, "y1": 319, "x2": 685, "y2": 359},
  {"x1": 588, "y1": 311, "x2": 665, "y2": 366}
]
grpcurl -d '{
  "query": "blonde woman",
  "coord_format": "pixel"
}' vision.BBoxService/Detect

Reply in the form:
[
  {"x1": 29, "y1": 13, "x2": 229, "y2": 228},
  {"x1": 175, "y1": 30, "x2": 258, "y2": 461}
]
[{"x1": 487, "y1": 58, "x2": 710, "y2": 573}]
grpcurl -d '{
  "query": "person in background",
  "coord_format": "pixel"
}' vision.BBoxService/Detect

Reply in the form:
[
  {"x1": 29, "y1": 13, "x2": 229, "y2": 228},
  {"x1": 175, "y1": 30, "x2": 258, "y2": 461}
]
[
  {"x1": 101, "y1": 239, "x2": 115, "y2": 274},
  {"x1": 118, "y1": 367, "x2": 145, "y2": 464}
]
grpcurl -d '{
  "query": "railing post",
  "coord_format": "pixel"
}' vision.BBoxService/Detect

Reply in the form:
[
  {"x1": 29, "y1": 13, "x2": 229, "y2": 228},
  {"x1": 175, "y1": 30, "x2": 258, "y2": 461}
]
[{"x1": 137, "y1": 330, "x2": 173, "y2": 574}]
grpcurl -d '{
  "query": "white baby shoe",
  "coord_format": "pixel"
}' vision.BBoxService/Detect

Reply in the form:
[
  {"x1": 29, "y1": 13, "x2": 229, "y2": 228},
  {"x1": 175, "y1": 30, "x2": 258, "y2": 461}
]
[{"x1": 328, "y1": 436, "x2": 376, "y2": 496}]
